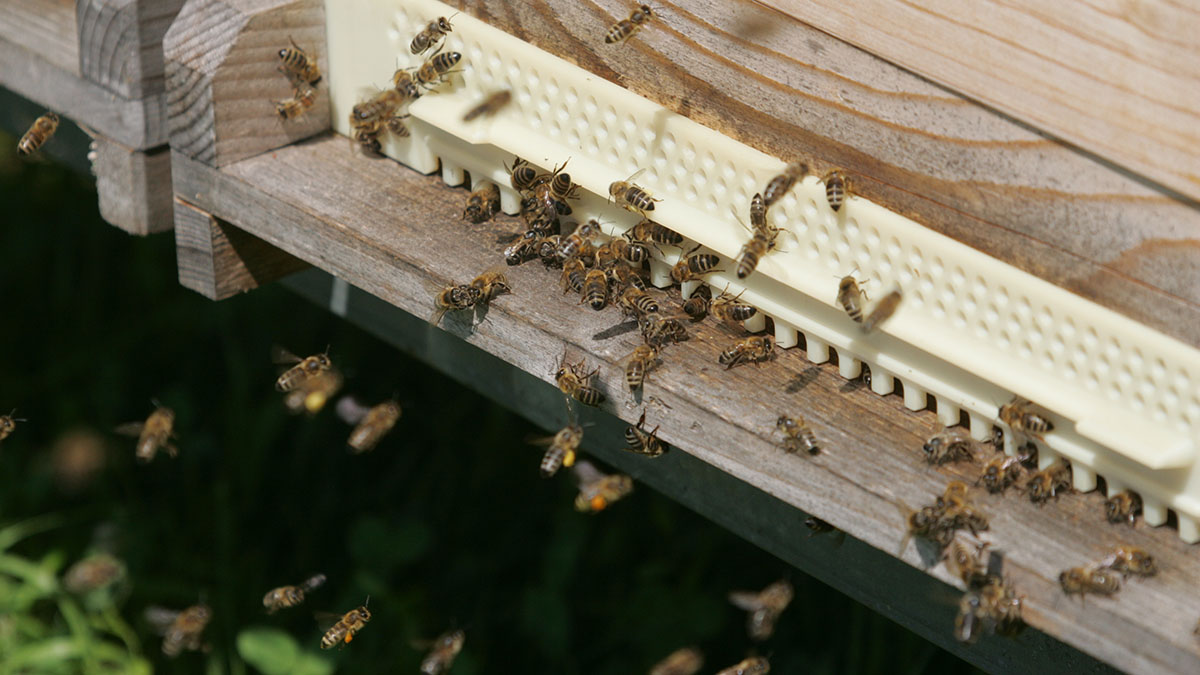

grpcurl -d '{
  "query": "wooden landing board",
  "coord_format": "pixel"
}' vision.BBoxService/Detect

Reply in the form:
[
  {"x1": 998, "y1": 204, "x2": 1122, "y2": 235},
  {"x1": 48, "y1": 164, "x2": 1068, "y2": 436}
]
[{"x1": 172, "y1": 134, "x2": 1200, "y2": 673}]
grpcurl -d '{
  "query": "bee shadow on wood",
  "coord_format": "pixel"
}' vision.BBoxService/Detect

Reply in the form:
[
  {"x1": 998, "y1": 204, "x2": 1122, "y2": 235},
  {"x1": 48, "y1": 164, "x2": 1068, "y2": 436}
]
[
  {"x1": 784, "y1": 366, "x2": 820, "y2": 394},
  {"x1": 438, "y1": 309, "x2": 476, "y2": 340},
  {"x1": 839, "y1": 365, "x2": 872, "y2": 394},
  {"x1": 592, "y1": 319, "x2": 639, "y2": 342},
  {"x1": 913, "y1": 537, "x2": 944, "y2": 568}
]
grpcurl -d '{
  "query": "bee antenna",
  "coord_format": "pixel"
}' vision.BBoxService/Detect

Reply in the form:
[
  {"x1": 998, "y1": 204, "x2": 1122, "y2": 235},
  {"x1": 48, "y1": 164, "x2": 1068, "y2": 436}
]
[
  {"x1": 150, "y1": 397, "x2": 162, "y2": 408},
  {"x1": 364, "y1": 595, "x2": 371, "y2": 608}
]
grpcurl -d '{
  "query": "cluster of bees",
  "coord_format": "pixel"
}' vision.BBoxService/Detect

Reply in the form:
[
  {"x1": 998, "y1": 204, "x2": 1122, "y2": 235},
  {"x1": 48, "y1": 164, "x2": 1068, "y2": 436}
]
[{"x1": 275, "y1": 37, "x2": 323, "y2": 120}]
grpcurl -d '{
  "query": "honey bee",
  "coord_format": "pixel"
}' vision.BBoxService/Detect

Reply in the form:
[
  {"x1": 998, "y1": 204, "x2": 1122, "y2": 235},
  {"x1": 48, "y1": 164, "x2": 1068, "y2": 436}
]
[
  {"x1": 1105, "y1": 490, "x2": 1142, "y2": 526},
  {"x1": 556, "y1": 360, "x2": 605, "y2": 407},
  {"x1": 115, "y1": 404, "x2": 178, "y2": 463},
  {"x1": 262, "y1": 574, "x2": 326, "y2": 613},
  {"x1": 639, "y1": 311, "x2": 690, "y2": 346},
  {"x1": 505, "y1": 236, "x2": 538, "y2": 266},
  {"x1": 273, "y1": 347, "x2": 333, "y2": 392},
  {"x1": 776, "y1": 415, "x2": 818, "y2": 455},
  {"x1": 715, "y1": 656, "x2": 771, "y2": 675},
  {"x1": 728, "y1": 579, "x2": 793, "y2": 641},
  {"x1": 923, "y1": 426, "x2": 978, "y2": 465},
  {"x1": 463, "y1": 183, "x2": 501, "y2": 223},
  {"x1": 682, "y1": 284, "x2": 712, "y2": 320},
  {"x1": 943, "y1": 538, "x2": 988, "y2": 587},
  {"x1": 538, "y1": 235, "x2": 566, "y2": 265},
  {"x1": 431, "y1": 283, "x2": 480, "y2": 325},
  {"x1": 624, "y1": 410, "x2": 666, "y2": 456},
  {"x1": 594, "y1": 240, "x2": 622, "y2": 269},
  {"x1": 573, "y1": 461, "x2": 634, "y2": 513},
  {"x1": 998, "y1": 396, "x2": 1054, "y2": 438},
  {"x1": 1100, "y1": 546, "x2": 1157, "y2": 577},
  {"x1": 469, "y1": 267, "x2": 512, "y2": 304},
  {"x1": 419, "y1": 629, "x2": 465, "y2": 675},
  {"x1": 560, "y1": 257, "x2": 587, "y2": 294},
  {"x1": 416, "y1": 51, "x2": 462, "y2": 90},
  {"x1": 719, "y1": 335, "x2": 776, "y2": 369},
  {"x1": 320, "y1": 600, "x2": 371, "y2": 649},
  {"x1": 151, "y1": 604, "x2": 212, "y2": 657},
  {"x1": 17, "y1": 112, "x2": 59, "y2": 156},
  {"x1": 462, "y1": 89, "x2": 512, "y2": 122},
  {"x1": 954, "y1": 590, "x2": 984, "y2": 644},
  {"x1": 351, "y1": 124, "x2": 382, "y2": 154},
  {"x1": 346, "y1": 400, "x2": 401, "y2": 453},
  {"x1": 711, "y1": 288, "x2": 757, "y2": 325},
  {"x1": 351, "y1": 88, "x2": 410, "y2": 126},
  {"x1": 763, "y1": 162, "x2": 808, "y2": 207},
  {"x1": 63, "y1": 553, "x2": 125, "y2": 594},
  {"x1": 735, "y1": 231, "x2": 773, "y2": 280},
  {"x1": 1027, "y1": 460, "x2": 1071, "y2": 504},
  {"x1": 861, "y1": 288, "x2": 901, "y2": 332},
  {"x1": 278, "y1": 36, "x2": 321, "y2": 85},
  {"x1": 581, "y1": 269, "x2": 609, "y2": 310},
  {"x1": 391, "y1": 68, "x2": 422, "y2": 100},
  {"x1": 610, "y1": 173, "x2": 660, "y2": 214},
  {"x1": 904, "y1": 481, "x2": 989, "y2": 550},
  {"x1": 276, "y1": 85, "x2": 317, "y2": 120},
  {"x1": 605, "y1": 4, "x2": 657, "y2": 44},
  {"x1": 978, "y1": 575, "x2": 1023, "y2": 636},
  {"x1": 0, "y1": 409, "x2": 25, "y2": 442},
  {"x1": 1059, "y1": 566, "x2": 1121, "y2": 597},
  {"x1": 507, "y1": 157, "x2": 538, "y2": 192},
  {"x1": 607, "y1": 264, "x2": 647, "y2": 296},
  {"x1": 606, "y1": 237, "x2": 649, "y2": 265},
  {"x1": 624, "y1": 344, "x2": 661, "y2": 393},
  {"x1": 558, "y1": 220, "x2": 600, "y2": 261},
  {"x1": 620, "y1": 286, "x2": 660, "y2": 317},
  {"x1": 822, "y1": 170, "x2": 851, "y2": 212},
  {"x1": 670, "y1": 245, "x2": 723, "y2": 283},
  {"x1": 837, "y1": 274, "x2": 867, "y2": 324},
  {"x1": 804, "y1": 516, "x2": 836, "y2": 534},
  {"x1": 386, "y1": 113, "x2": 411, "y2": 137},
  {"x1": 625, "y1": 219, "x2": 682, "y2": 246},
  {"x1": 534, "y1": 424, "x2": 583, "y2": 478},
  {"x1": 978, "y1": 455, "x2": 1025, "y2": 494},
  {"x1": 649, "y1": 647, "x2": 703, "y2": 675},
  {"x1": 549, "y1": 167, "x2": 578, "y2": 202},
  {"x1": 283, "y1": 368, "x2": 343, "y2": 415},
  {"x1": 410, "y1": 16, "x2": 454, "y2": 55}
]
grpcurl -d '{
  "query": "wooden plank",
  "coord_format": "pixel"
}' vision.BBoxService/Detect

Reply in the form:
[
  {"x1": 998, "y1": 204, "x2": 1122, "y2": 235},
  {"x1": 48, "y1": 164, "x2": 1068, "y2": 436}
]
[
  {"x1": 284, "y1": 268, "x2": 1117, "y2": 675},
  {"x1": 172, "y1": 135, "x2": 1200, "y2": 673},
  {"x1": 173, "y1": 197, "x2": 308, "y2": 299},
  {"x1": 163, "y1": 0, "x2": 328, "y2": 166},
  {"x1": 0, "y1": 0, "x2": 79, "y2": 75},
  {"x1": 76, "y1": 0, "x2": 188, "y2": 99},
  {"x1": 89, "y1": 136, "x2": 174, "y2": 234},
  {"x1": 450, "y1": 0, "x2": 1200, "y2": 349},
  {"x1": 760, "y1": 0, "x2": 1200, "y2": 202}
]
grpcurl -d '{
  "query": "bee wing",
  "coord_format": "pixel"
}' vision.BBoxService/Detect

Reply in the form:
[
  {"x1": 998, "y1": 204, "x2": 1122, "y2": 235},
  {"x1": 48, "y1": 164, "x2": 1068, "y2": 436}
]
[
  {"x1": 270, "y1": 345, "x2": 303, "y2": 365},
  {"x1": 571, "y1": 459, "x2": 605, "y2": 487},
  {"x1": 335, "y1": 396, "x2": 372, "y2": 425},
  {"x1": 144, "y1": 607, "x2": 181, "y2": 635},
  {"x1": 313, "y1": 611, "x2": 345, "y2": 632},
  {"x1": 114, "y1": 422, "x2": 145, "y2": 436},
  {"x1": 727, "y1": 591, "x2": 763, "y2": 611},
  {"x1": 524, "y1": 432, "x2": 558, "y2": 447},
  {"x1": 301, "y1": 574, "x2": 328, "y2": 593}
]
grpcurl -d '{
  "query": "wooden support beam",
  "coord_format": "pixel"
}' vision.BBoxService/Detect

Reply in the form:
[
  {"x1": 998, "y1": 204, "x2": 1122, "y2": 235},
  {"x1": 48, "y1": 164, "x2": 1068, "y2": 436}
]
[
  {"x1": 163, "y1": 0, "x2": 328, "y2": 167},
  {"x1": 0, "y1": 0, "x2": 80, "y2": 75},
  {"x1": 173, "y1": 196, "x2": 307, "y2": 299},
  {"x1": 171, "y1": 135, "x2": 1200, "y2": 673},
  {"x1": 76, "y1": 0, "x2": 188, "y2": 99},
  {"x1": 89, "y1": 137, "x2": 174, "y2": 235}
]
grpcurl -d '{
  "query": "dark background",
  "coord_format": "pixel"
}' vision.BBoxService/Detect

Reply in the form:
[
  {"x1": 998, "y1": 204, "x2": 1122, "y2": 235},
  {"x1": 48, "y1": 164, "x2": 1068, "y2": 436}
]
[{"x1": 0, "y1": 125, "x2": 979, "y2": 674}]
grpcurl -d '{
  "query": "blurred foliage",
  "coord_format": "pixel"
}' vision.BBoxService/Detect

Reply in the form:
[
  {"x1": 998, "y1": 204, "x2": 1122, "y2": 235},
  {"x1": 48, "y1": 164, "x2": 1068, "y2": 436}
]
[{"x1": 0, "y1": 129, "x2": 981, "y2": 674}]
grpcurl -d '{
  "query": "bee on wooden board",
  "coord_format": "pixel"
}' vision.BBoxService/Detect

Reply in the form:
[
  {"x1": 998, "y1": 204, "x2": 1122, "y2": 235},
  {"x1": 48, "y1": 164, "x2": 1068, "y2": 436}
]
[
  {"x1": 504, "y1": 236, "x2": 538, "y2": 266},
  {"x1": 729, "y1": 579, "x2": 793, "y2": 641},
  {"x1": 556, "y1": 359, "x2": 605, "y2": 407},
  {"x1": 861, "y1": 288, "x2": 901, "y2": 333},
  {"x1": 462, "y1": 89, "x2": 512, "y2": 122},
  {"x1": 115, "y1": 404, "x2": 178, "y2": 463},
  {"x1": 639, "y1": 310, "x2": 690, "y2": 347},
  {"x1": 608, "y1": 264, "x2": 648, "y2": 296},
  {"x1": 605, "y1": 4, "x2": 658, "y2": 44},
  {"x1": 410, "y1": 15, "x2": 454, "y2": 55},
  {"x1": 682, "y1": 284, "x2": 712, "y2": 320},
  {"x1": 276, "y1": 85, "x2": 317, "y2": 120},
  {"x1": 711, "y1": 287, "x2": 757, "y2": 325},
  {"x1": 278, "y1": 36, "x2": 321, "y2": 86},
  {"x1": 63, "y1": 553, "x2": 125, "y2": 594},
  {"x1": 320, "y1": 599, "x2": 371, "y2": 649},
  {"x1": 430, "y1": 282, "x2": 480, "y2": 325},
  {"x1": 263, "y1": 574, "x2": 326, "y2": 614},
  {"x1": 923, "y1": 426, "x2": 978, "y2": 465},
  {"x1": 837, "y1": 273, "x2": 868, "y2": 324},
  {"x1": 283, "y1": 368, "x2": 343, "y2": 415},
  {"x1": 533, "y1": 423, "x2": 583, "y2": 478},
  {"x1": 715, "y1": 656, "x2": 771, "y2": 675},
  {"x1": 463, "y1": 183, "x2": 501, "y2": 223},
  {"x1": 0, "y1": 409, "x2": 25, "y2": 442},
  {"x1": 17, "y1": 112, "x2": 59, "y2": 156},
  {"x1": 719, "y1": 335, "x2": 776, "y2": 369},
  {"x1": 625, "y1": 219, "x2": 682, "y2": 247},
  {"x1": 610, "y1": 172, "x2": 660, "y2": 214},
  {"x1": 998, "y1": 396, "x2": 1054, "y2": 439},
  {"x1": 558, "y1": 219, "x2": 600, "y2": 261},
  {"x1": 1100, "y1": 545, "x2": 1157, "y2": 577},
  {"x1": 776, "y1": 415, "x2": 818, "y2": 455},
  {"x1": 593, "y1": 240, "x2": 622, "y2": 270},
  {"x1": 763, "y1": 161, "x2": 808, "y2": 207},
  {"x1": 624, "y1": 409, "x2": 666, "y2": 456},
  {"x1": 1059, "y1": 565, "x2": 1121, "y2": 598},
  {"x1": 956, "y1": 575, "x2": 1023, "y2": 643},
  {"x1": 573, "y1": 460, "x2": 634, "y2": 513},
  {"x1": 977, "y1": 454, "x2": 1026, "y2": 494},
  {"x1": 469, "y1": 266, "x2": 512, "y2": 304},
  {"x1": 1105, "y1": 490, "x2": 1142, "y2": 526},
  {"x1": 538, "y1": 235, "x2": 566, "y2": 266},
  {"x1": 560, "y1": 257, "x2": 587, "y2": 294},
  {"x1": 416, "y1": 51, "x2": 462, "y2": 91},
  {"x1": 822, "y1": 170, "x2": 851, "y2": 212},
  {"x1": 146, "y1": 604, "x2": 212, "y2": 657},
  {"x1": 804, "y1": 516, "x2": 836, "y2": 535},
  {"x1": 419, "y1": 628, "x2": 465, "y2": 675},
  {"x1": 620, "y1": 285, "x2": 660, "y2": 317},
  {"x1": 624, "y1": 343, "x2": 662, "y2": 393},
  {"x1": 1027, "y1": 460, "x2": 1072, "y2": 504},
  {"x1": 344, "y1": 399, "x2": 402, "y2": 454},
  {"x1": 943, "y1": 537, "x2": 989, "y2": 587},
  {"x1": 273, "y1": 346, "x2": 333, "y2": 392},
  {"x1": 671, "y1": 245, "x2": 723, "y2": 284},
  {"x1": 581, "y1": 268, "x2": 609, "y2": 310},
  {"x1": 903, "y1": 481, "x2": 989, "y2": 550},
  {"x1": 649, "y1": 646, "x2": 704, "y2": 675}
]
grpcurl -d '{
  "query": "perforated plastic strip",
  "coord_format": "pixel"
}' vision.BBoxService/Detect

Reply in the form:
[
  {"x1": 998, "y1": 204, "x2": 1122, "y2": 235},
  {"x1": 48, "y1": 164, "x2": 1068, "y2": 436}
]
[{"x1": 325, "y1": 0, "x2": 1200, "y2": 541}]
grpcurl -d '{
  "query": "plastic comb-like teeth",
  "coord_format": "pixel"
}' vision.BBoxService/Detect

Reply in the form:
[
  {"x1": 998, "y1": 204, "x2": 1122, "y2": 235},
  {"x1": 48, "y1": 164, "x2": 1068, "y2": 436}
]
[
  {"x1": 1179, "y1": 515, "x2": 1199, "y2": 542},
  {"x1": 1038, "y1": 447, "x2": 1062, "y2": 471},
  {"x1": 1072, "y1": 464, "x2": 1097, "y2": 492},
  {"x1": 1143, "y1": 498, "x2": 1168, "y2": 526},
  {"x1": 837, "y1": 352, "x2": 862, "y2": 379},
  {"x1": 935, "y1": 399, "x2": 960, "y2": 427},
  {"x1": 967, "y1": 413, "x2": 992, "y2": 442},
  {"x1": 648, "y1": 259, "x2": 672, "y2": 288},
  {"x1": 441, "y1": 160, "x2": 465, "y2": 187},
  {"x1": 807, "y1": 336, "x2": 831, "y2": 365},
  {"x1": 870, "y1": 368, "x2": 895, "y2": 396},
  {"x1": 902, "y1": 382, "x2": 928, "y2": 412},
  {"x1": 744, "y1": 312, "x2": 768, "y2": 335},
  {"x1": 498, "y1": 186, "x2": 521, "y2": 216}
]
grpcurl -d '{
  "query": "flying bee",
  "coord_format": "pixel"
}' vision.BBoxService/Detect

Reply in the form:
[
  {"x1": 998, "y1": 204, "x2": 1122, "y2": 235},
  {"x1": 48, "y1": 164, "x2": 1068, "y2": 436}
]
[
  {"x1": 573, "y1": 461, "x2": 634, "y2": 513},
  {"x1": 419, "y1": 629, "x2": 465, "y2": 675},
  {"x1": 346, "y1": 400, "x2": 402, "y2": 453},
  {"x1": 581, "y1": 269, "x2": 609, "y2": 310},
  {"x1": 729, "y1": 579, "x2": 793, "y2": 641},
  {"x1": 624, "y1": 410, "x2": 666, "y2": 456},
  {"x1": 837, "y1": 274, "x2": 867, "y2": 324},
  {"x1": 604, "y1": 4, "x2": 657, "y2": 44},
  {"x1": 998, "y1": 396, "x2": 1054, "y2": 439},
  {"x1": 416, "y1": 51, "x2": 462, "y2": 90},
  {"x1": 943, "y1": 538, "x2": 989, "y2": 587},
  {"x1": 1059, "y1": 566, "x2": 1121, "y2": 598},
  {"x1": 410, "y1": 16, "x2": 454, "y2": 55},
  {"x1": 620, "y1": 286, "x2": 660, "y2": 317},
  {"x1": 670, "y1": 245, "x2": 723, "y2": 283},
  {"x1": 320, "y1": 600, "x2": 371, "y2": 649},
  {"x1": 283, "y1": 368, "x2": 343, "y2": 415},
  {"x1": 650, "y1": 647, "x2": 703, "y2": 675},
  {"x1": 978, "y1": 455, "x2": 1025, "y2": 494},
  {"x1": 63, "y1": 553, "x2": 125, "y2": 594},
  {"x1": 560, "y1": 258, "x2": 587, "y2": 294},
  {"x1": 625, "y1": 219, "x2": 682, "y2": 246},
  {"x1": 273, "y1": 347, "x2": 333, "y2": 392},
  {"x1": 1026, "y1": 460, "x2": 1072, "y2": 504},
  {"x1": 711, "y1": 288, "x2": 757, "y2": 325},
  {"x1": 682, "y1": 284, "x2": 712, "y2": 320},
  {"x1": 1100, "y1": 546, "x2": 1157, "y2": 577},
  {"x1": 776, "y1": 415, "x2": 818, "y2": 455},
  {"x1": 1105, "y1": 490, "x2": 1142, "y2": 526},
  {"x1": 822, "y1": 170, "x2": 851, "y2": 212},
  {"x1": 276, "y1": 85, "x2": 316, "y2": 119},
  {"x1": 639, "y1": 311, "x2": 690, "y2": 346},
  {"x1": 610, "y1": 173, "x2": 660, "y2": 214},
  {"x1": 719, "y1": 335, "x2": 776, "y2": 369},
  {"x1": 507, "y1": 157, "x2": 538, "y2": 192},
  {"x1": 463, "y1": 183, "x2": 501, "y2": 223},
  {"x1": 469, "y1": 266, "x2": 512, "y2": 304},
  {"x1": 861, "y1": 288, "x2": 901, "y2": 332},
  {"x1": 0, "y1": 409, "x2": 25, "y2": 442},
  {"x1": 534, "y1": 424, "x2": 583, "y2": 478},
  {"x1": 277, "y1": 36, "x2": 321, "y2": 85},
  {"x1": 555, "y1": 360, "x2": 605, "y2": 407},
  {"x1": 115, "y1": 404, "x2": 178, "y2": 463},
  {"x1": 149, "y1": 604, "x2": 212, "y2": 657},
  {"x1": 262, "y1": 574, "x2": 326, "y2": 613},
  {"x1": 763, "y1": 161, "x2": 808, "y2": 207},
  {"x1": 462, "y1": 89, "x2": 512, "y2": 122},
  {"x1": 17, "y1": 112, "x2": 59, "y2": 156},
  {"x1": 431, "y1": 283, "x2": 480, "y2": 325},
  {"x1": 715, "y1": 656, "x2": 771, "y2": 675},
  {"x1": 923, "y1": 426, "x2": 978, "y2": 465}
]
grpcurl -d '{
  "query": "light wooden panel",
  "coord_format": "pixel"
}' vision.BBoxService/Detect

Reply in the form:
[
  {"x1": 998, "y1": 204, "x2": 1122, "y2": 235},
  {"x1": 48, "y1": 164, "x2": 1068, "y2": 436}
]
[
  {"x1": 90, "y1": 137, "x2": 174, "y2": 235},
  {"x1": 77, "y1": 0, "x2": 188, "y2": 99},
  {"x1": 0, "y1": 0, "x2": 79, "y2": 74}
]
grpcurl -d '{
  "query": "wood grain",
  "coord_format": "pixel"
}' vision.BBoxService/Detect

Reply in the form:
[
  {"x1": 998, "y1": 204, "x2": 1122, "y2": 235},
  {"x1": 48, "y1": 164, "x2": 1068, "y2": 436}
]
[
  {"x1": 90, "y1": 136, "x2": 174, "y2": 235},
  {"x1": 173, "y1": 197, "x2": 307, "y2": 299},
  {"x1": 172, "y1": 134, "x2": 1200, "y2": 673},
  {"x1": 760, "y1": 0, "x2": 1200, "y2": 202},
  {"x1": 76, "y1": 0, "x2": 188, "y2": 99},
  {"x1": 445, "y1": 0, "x2": 1200, "y2": 349},
  {"x1": 163, "y1": 0, "x2": 328, "y2": 166},
  {"x1": 0, "y1": 0, "x2": 80, "y2": 75}
]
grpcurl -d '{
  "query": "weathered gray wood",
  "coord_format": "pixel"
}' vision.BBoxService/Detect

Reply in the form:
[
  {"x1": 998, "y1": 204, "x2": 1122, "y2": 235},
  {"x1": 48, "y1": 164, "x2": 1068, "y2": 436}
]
[
  {"x1": 285, "y1": 267, "x2": 1117, "y2": 675},
  {"x1": 76, "y1": 0, "x2": 188, "y2": 99},
  {"x1": 0, "y1": 0, "x2": 79, "y2": 75},
  {"x1": 457, "y1": 0, "x2": 1200, "y2": 348},
  {"x1": 89, "y1": 136, "x2": 174, "y2": 235},
  {"x1": 173, "y1": 197, "x2": 307, "y2": 299},
  {"x1": 163, "y1": 0, "x2": 327, "y2": 166},
  {"x1": 173, "y1": 135, "x2": 1200, "y2": 673}
]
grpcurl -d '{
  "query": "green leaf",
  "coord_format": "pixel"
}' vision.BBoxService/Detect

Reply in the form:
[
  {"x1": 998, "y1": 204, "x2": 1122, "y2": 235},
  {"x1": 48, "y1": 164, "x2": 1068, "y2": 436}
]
[
  {"x1": 290, "y1": 653, "x2": 335, "y2": 675},
  {"x1": 236, "y1": 627, "x2": 300, "y2": 675}
]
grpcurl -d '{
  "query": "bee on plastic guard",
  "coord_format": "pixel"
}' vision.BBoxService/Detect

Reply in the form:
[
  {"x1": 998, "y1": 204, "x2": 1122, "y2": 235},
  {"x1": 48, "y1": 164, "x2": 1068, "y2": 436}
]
[{"x1": 410, "y1": 16, "x2": 454, "y2": 55}]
